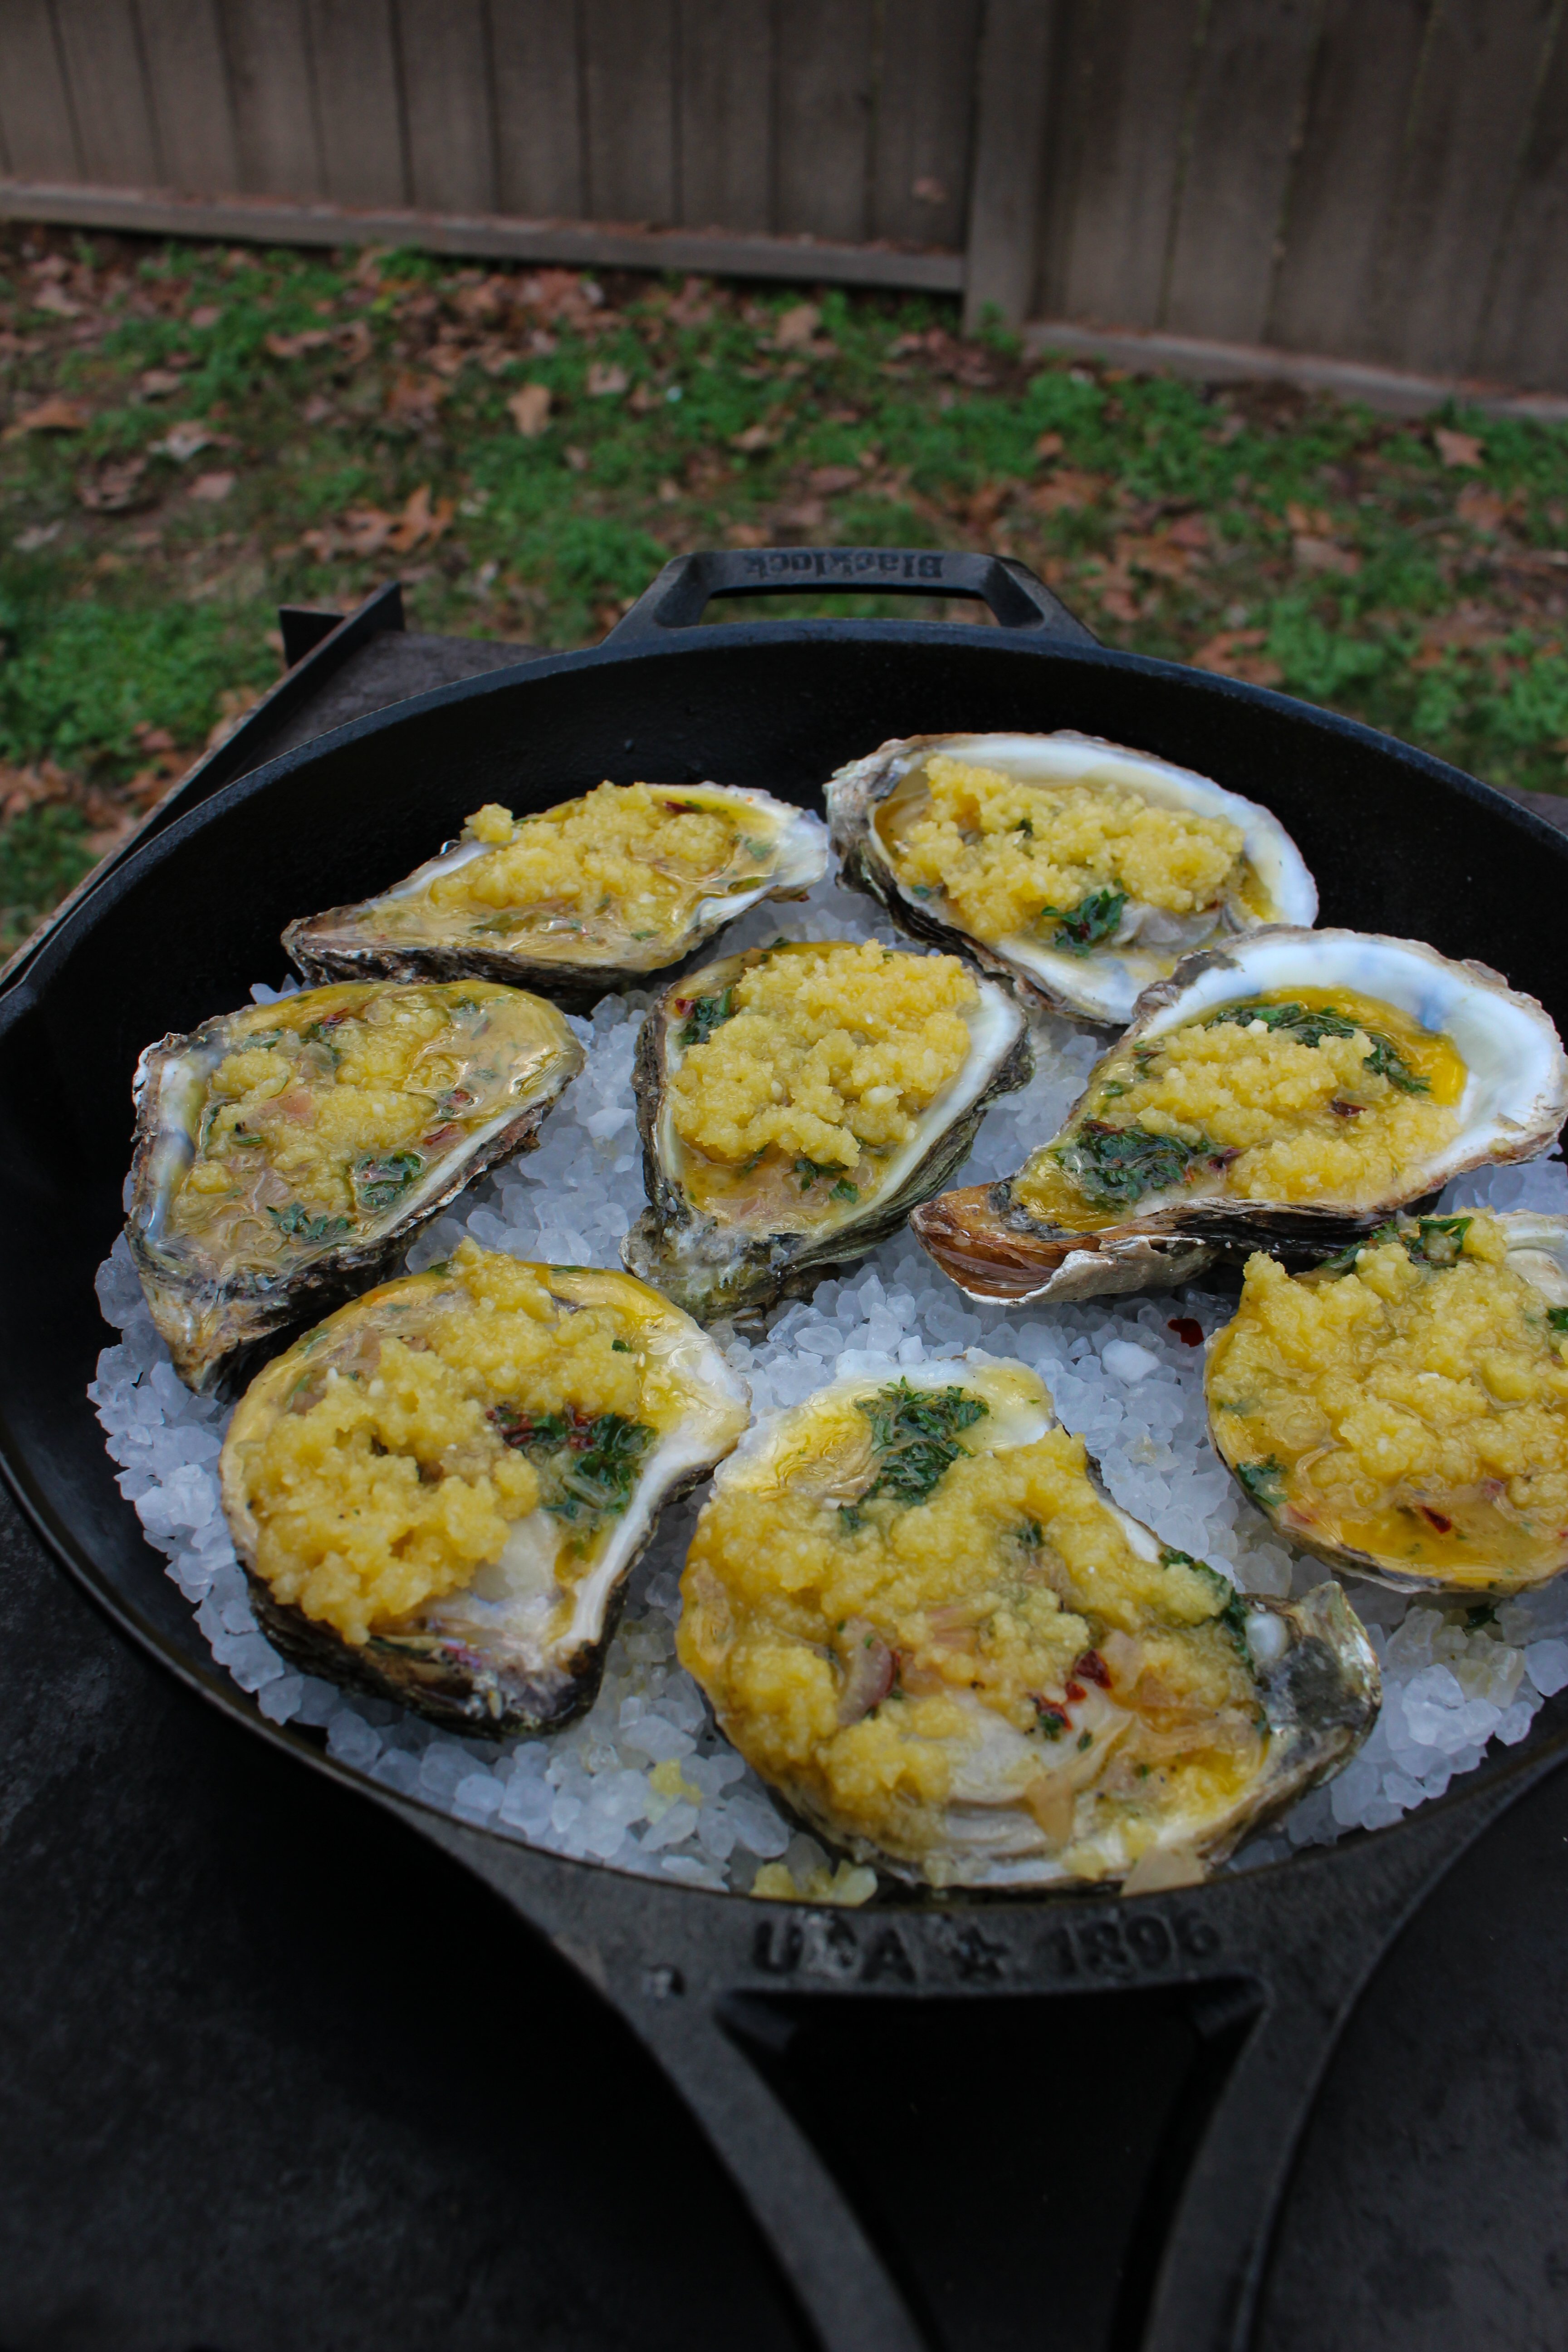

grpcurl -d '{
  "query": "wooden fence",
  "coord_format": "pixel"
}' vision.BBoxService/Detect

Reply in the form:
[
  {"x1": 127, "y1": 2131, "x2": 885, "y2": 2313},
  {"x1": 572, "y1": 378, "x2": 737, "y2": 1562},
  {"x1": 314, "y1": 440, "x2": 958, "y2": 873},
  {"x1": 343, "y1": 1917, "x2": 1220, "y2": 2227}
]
[{"x1": 0, "y1": 0, "x2": 1564, "y2": 391}]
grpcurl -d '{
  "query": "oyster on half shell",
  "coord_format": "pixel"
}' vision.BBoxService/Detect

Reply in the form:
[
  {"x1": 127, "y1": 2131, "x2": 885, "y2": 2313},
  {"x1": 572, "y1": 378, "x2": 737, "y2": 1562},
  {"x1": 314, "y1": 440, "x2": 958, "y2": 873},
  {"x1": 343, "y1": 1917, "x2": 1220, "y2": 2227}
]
[
  {"x1": 1209, "y1": 1208, "x2": 1568, "y2": 1597},
  {"x1": 127, "y1": 980, "x2": 583, "y2": 1392},
  {"x1": 284, "y1": 781, "x2": 827, "y2": 1011},
  {"x1": 827, "y1": 730, "x2": 1318, "y2": 1024},
  {"x1": 911, "y1": 929, "x2": 1568, "y2": 1309},
  {"x1": 678, "y1": 1354, "x2": 1380, "y2": 1890},
  {"x1": 221, "y1": 1246, "x2": 750, "y2": 1737},
  {"x1": 622, "y1": 938, "x2": 1031, "y2": 1323}
]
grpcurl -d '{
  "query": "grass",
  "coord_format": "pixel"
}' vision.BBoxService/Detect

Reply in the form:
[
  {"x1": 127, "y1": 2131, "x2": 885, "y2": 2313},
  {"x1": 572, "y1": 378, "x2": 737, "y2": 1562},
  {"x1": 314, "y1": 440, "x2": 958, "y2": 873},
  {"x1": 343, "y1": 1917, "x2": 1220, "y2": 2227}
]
[{"x1": 3, "y1": 222, "x2": 1567, "y2": 951}]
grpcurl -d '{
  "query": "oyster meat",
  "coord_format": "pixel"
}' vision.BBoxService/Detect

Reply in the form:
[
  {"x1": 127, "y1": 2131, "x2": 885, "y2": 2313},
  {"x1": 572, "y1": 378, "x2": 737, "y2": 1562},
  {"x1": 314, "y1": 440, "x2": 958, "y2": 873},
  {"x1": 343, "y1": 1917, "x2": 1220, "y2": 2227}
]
[
  {"x1": 1210, "y1": 1207, "x2": 1568, "y2": 1596},
  {"x1": 912, "y1": 928, "x2": 1568, "y2": 1308},
  {"x1": 827, "y1": 730, "x2": 1317, "y2": 1023},
  {"x1": 284, "y1": 781, "x2": 827, "y2": 1009},
  {"x1": 678, "y1": 1354, "x2": 1380, "y2": 1889},
  {"x1": 622, "y1": 937, "x2": 1030, "y2": 1323},
  {"x1": 127, "y1": 979, "x2": 583, "y2": 1392},
  {"x1": 220, "y1": 1241, "x2": 750, "y2": 1736}
]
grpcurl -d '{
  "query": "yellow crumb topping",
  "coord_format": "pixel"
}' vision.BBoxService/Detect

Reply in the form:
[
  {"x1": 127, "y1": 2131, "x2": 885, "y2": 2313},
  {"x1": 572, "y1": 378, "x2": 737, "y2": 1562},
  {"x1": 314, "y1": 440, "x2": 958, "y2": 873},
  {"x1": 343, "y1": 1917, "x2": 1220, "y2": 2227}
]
[
  {"x1": 167, "y1": 982, "x2": 574, "y2": 1272},
  {"x1": 679, "y1": 1367, "x2": 1262, "y2": 1878},
  {"x1": 877, "y1": 753, "x2": 1249, "y2": 945},
  {"x1": 227, "y1": 1243, "x2": 668, "y2": 1646},
  {"x1": 391, "y1": 783, "x2": 775, "y2": 960},
  {"x1": 1209, "y1": 1212, "x2": 1568, "y2": 1588},
  {"x1": 1015, "y1": 986, "x2": 1465, "y2": 1229},
  {"x1": 667, "y1": 940, "x2": 980, "y2": 1225}
]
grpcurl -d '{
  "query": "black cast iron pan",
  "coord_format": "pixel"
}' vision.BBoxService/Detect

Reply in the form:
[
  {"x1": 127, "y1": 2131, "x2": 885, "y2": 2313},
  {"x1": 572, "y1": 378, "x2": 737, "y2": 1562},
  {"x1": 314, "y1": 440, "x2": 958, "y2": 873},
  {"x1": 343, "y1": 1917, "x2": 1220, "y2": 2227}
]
[{"x1": 3, "y1": 547, "x2": 1567, "y2": 2352}]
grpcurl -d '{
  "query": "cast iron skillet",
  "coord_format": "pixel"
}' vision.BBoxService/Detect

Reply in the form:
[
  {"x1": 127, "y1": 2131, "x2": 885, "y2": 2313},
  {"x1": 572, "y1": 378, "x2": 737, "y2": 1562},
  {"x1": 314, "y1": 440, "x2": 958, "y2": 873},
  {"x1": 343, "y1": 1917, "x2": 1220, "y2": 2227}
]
[{"x1": 3, "y1": 548, "x2": 1567, "y2": 2352}]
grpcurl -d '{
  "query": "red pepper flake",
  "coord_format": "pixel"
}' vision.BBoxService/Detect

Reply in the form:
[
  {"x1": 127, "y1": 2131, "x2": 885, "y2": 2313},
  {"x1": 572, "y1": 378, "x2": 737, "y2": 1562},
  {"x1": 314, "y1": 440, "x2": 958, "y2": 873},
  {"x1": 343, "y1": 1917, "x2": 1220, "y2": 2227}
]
[
  {"x1": 421, "y1": 1122, "x2": 465, "y2": 1150},
  {"x1": 1330, "y1": 1098, "x2": 1364, "y2": 1119},
  {"x1": 1418, "y1": 1505, "x2": 1454, "y2": 1534},
  {"x1": 1065, "y1": 1679, "x2": 1086, "y2": 1704},
  {"x1": 1167, "y1": 1317, "x2": 1204, "y2": 1348},
  {"x1": 1073, "y1": 1648, "x2": 1111, "y2": 1688},
  {"x1": 1029, "y1": 1694, "x2": 1071, "y2": 1736}
]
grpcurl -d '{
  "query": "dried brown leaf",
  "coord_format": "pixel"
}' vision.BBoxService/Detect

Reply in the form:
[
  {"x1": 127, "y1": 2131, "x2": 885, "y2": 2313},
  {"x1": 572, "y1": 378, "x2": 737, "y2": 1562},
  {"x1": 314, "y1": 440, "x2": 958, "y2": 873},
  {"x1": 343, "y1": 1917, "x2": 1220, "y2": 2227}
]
[
  {"x1": 1435, "y1": 427, "x2": 1485, "y2": 470},
  {"x1": 507, "y1": 382, "x2": 552, "y2": 437},
  {"x1": 5, "y1": 395, "x2": 90, "y2": 438}
]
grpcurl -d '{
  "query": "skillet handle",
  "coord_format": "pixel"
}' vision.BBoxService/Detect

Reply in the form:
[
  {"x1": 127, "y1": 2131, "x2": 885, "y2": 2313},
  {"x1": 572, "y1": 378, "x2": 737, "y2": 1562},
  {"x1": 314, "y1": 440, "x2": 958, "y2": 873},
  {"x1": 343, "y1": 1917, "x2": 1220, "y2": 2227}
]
[{"x1": 605, "y1": 546, "x2": 1097, "y2": 644}]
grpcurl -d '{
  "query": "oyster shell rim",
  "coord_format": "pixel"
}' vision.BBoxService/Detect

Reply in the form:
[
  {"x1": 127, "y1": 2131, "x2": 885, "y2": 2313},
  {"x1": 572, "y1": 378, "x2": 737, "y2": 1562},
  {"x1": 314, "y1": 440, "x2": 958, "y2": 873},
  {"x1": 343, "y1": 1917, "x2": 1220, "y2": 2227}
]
[
  {"x1": 220, "y1": 1256, "x2": 751, "y2": 1739},
  {"x1": 825, "y1": 727, "x2": 1320, "y2": 1024},
  {"x1": 281, "y1": 781, "x2": 829, "y2": 1012},
  {"x1": 911, "y1": 926, "x2": 1568, "y2": 1309},
  {"x1": 681, "y1": 1352, "x2": 1381, "y2": 1890},
  {"x1": 1208, "y1": 1207, "x2": 1568, "y2": 1600},
  {"x1": 621, "y1": 938, "x2": 1033, "y2": 1325},
  {"x1": 126, "y1": 980, "x2": 585, "y2": 1396}
]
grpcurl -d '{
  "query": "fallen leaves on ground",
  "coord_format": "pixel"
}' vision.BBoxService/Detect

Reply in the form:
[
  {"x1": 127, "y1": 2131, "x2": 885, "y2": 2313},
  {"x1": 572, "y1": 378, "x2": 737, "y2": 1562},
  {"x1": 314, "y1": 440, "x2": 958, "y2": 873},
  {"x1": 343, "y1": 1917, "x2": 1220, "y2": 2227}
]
[
  {"x1": 1192, "y1": 627, "x2": 1284, "y2": 685},
  {"x1": 5, "y1": 395, "x2": 89, "y2": 437},
  {"x1": 1435, "y1": 427, "x2": 1485, "y2": 469},
  {"x1": 265, "y1": 328, "x2": 333, "y2": 361},
  {"x1": 507, "y1": 382, "x2": 552, "y2": 436},
  {"x1": 586, "y1": 361, "x2": 629, "y2": 398},
  {"x1": 76, "y1": 456, "x2": 150, "y2": 512},
  {"x1": 190, "y1": 471, "x2": 236, "y2": 503},
  {"x1": 385, "y1": 371, "x2": 446, "y2": 425}
]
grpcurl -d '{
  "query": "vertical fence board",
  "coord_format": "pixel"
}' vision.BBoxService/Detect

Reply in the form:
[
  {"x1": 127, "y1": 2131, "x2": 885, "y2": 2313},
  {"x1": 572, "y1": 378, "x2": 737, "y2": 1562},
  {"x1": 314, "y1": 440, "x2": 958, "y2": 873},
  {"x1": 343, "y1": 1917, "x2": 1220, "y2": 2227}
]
[
  {"x1": 1472, "y1": 13, "x2": 1568, "y2": 386},
  {"x1": 676, "y1": 0, "x2": 772, "y2": 232},
  {"x1": 490, "y1": 0, "x2": 585, "y2": 217},
  {"x1": 581, "y1": 0, "x2": 676, "y2": 222},
  {"x1": 1377, "y1": 0, "x2": 1558, "y2": 375},
  {"x1": 305, "y1": 0, "x2": 407, "y2": 206},
  {"x1": 872, "y1": 0, "x2": 982, "y2": 250},
  {"x1": 220, "y1": 0, "x2": 322, "y2": 195},
  {"x1": 1161, "y1": 0, "x2": 1321, "y2": 344},
  {"x1": 138, "y1": 0, "x2": 240, "y2": 194},
  {"x1": 1267, "y1": 0, "x2": 1431, "y2": 360},
  {"x1": 1043, "y1": 0, "x2": 1203, "y2": 329},
  {"x1": 397, "y1": 0, "x2": 495, "y2": 212},
  {"x1": 775, "y1": 0, "x2": 876, "y2": 243},
  {"x1": 0, "y1": 0, "x2": 81, "y2": 178},
  {"x1": 52, "y1": 0, "x2": 161, "y2": 184},
  {"x1": 965, "y1": 0, "x2": 1055, "y2": 330}
]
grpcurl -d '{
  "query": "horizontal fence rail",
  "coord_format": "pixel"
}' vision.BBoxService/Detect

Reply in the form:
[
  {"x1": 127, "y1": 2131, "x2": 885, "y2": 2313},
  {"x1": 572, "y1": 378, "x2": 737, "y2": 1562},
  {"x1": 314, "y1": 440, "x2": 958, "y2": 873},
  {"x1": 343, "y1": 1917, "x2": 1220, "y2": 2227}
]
[{"x1": 0, "y1": 0, "x2": 1563, "y2": 392}]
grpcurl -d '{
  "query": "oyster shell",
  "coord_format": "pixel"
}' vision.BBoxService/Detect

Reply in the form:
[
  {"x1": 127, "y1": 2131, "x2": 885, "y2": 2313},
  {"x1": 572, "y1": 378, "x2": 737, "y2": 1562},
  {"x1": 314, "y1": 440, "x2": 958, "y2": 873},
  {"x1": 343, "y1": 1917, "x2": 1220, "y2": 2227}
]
[
  {"x1": 1209, "y1": 1208, "x2": 1568, "y2": 1596},
  {"x1": 912, "y1": 928, "x2": 1568, "y2": 1308},
  {"x1": 284, "y1": 782, "x2": 827, "y2": 1011},
  {"x1": 622, "y1": 938, "x2": 1031, "y2": 1323},
  {"x1": 127, "y1": 980, "x2": 583, "y2": 1393},
  {"x1": 678, "y1": 1354, "x2": 1380, "y2": 1890},
  {"x1": 220, "y1": 1245, "x2": 750, "y2": 1737},
  {"x1": 827, "y1": 730, "x2": 1317, "y2": 1023}
]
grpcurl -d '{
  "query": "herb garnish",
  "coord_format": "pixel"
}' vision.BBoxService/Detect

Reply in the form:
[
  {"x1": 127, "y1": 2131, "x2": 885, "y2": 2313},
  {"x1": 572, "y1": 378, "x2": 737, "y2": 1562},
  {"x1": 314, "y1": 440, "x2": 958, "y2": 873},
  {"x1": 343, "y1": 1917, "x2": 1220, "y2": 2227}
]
[
  {"x1": 1038, "y1": 887, "x2": 1127, "y2": 956},
  {"x1": 353, "y1": 1149, "x2": 425, "y2": 1213},
  {"x1": 793, "y1": 1155, "x2": 859, "y2": 1202},
  {"x1": 838, "y1": 1381, "x2": 989, "y2": 1531},
  {"x1": 267, "y1": 1203, "x2": 353, "y2": 1245},
  {"x1": 1550, "y1": 1307, "x2": 1568, "y2": 1333},
  {"x1": 1236, "y1": 1459, "x2": 1285, "y2": 1512},
  {"x1": 1320, "y1": 1215, "x2": 1472, "y2": 1278},
  {"x1": 489, "y1": 1405, "x2": 654, "y2": 1529},
  {"x1": 1165, "y1": 1546, "x2": 1252, "y2": 1659},
  {"x1": 677, "y1": 986, "x2": 735, "y2": 1047},
  {"x1": 1054, "y1": 1121, "x2": 1236, "y2": 1208},
  {"x1": 1209, "y1": 998, "x2": 1430, "y2": 1095}
]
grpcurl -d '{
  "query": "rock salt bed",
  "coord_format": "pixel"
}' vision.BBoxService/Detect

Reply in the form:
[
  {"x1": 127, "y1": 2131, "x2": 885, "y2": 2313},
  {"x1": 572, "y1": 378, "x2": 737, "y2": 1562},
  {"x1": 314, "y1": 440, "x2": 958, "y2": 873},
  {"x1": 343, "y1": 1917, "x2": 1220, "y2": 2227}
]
[{"x1": 88, "y1": 873, "x2": 1568, "y2": 1898}]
